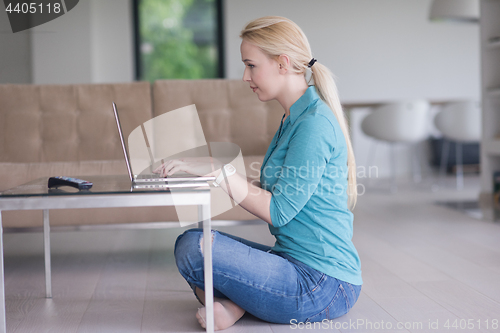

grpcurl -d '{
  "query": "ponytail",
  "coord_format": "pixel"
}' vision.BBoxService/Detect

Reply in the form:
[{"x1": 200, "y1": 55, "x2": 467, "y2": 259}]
[{"x1": 311, "y1": 63, "x2": 357, "y2": 209}]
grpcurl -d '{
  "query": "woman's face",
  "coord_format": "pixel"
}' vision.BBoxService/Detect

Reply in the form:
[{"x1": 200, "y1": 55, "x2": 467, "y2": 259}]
[{"x1": 240, "y1": 40, "x2": 283, "y2": 102}]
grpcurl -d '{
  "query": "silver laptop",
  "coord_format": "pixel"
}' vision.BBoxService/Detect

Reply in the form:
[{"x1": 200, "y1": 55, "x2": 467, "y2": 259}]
[{"x1": 112, "y1": 102, "x2": 214, "y2": 188}]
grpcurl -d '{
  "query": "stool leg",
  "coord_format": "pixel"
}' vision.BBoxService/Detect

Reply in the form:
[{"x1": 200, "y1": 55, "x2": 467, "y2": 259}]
[
  {"x1": 439, "y1": 139, "x2": 450, "y2": 187},
  {"x1": 366, "y1": 140, "x2": 378, "y2": 186},
  {"x1": 456, "y1": 142, "x2": 464, "y2": 190},
  {"x1": 412, "y1": 143, "x2": 422, "y2": 183},
  {"x1": 390, "y1": 143, "x2": 397, "y2": 193}
]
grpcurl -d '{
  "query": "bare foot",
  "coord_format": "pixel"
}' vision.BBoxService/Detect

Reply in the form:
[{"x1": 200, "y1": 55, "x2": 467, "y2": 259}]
[{"x1": 196, "y1": 300, "x2": 246, "y2": 331}]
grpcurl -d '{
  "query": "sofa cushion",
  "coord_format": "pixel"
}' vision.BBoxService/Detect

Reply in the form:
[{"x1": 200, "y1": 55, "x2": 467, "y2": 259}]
[{"x1": 0, "y1": 82, "x2": 152, "y2": 163}]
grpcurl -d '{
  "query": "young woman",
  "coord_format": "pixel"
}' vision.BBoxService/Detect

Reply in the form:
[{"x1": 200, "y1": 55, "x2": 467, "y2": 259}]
[{"x1": 155, "y1": 16, "x2": 362, "y2": 331}]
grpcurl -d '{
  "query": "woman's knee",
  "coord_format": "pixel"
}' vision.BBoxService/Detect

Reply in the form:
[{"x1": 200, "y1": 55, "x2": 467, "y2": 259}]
[{"x1": 174, "y1": 228, "x2": 204, "y2": 270}]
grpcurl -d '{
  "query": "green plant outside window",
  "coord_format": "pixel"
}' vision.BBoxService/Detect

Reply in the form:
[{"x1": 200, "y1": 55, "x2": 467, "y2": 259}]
[{"x1": 139, "y1": 0, "x2": 220, "y2": 81}]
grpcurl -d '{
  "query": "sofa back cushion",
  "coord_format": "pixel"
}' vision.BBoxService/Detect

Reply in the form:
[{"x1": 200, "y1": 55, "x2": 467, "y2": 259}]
[
  {"x1": 0, "y1": 82, "x2": 152, "y2": 163},
  {"x1": 152, "y1": 79, "x2": 283, "y2": 156}
]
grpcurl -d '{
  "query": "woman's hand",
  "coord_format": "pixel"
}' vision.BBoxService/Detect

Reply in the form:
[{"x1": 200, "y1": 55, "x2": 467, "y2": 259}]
[
  {"x1": 154, "y1": 156, "x2": 273, "y2": 225},
  {"x1": 153, "y1": 157, "x2": 223, "y2": 177}
]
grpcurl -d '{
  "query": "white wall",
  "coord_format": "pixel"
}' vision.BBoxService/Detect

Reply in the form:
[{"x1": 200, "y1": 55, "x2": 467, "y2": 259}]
[
  {"x1": 0, "y1": 8, "x2": 31, "y2": 83},
  {"x1": 31, "y1": 0, "x2": 93, "y2": 84},
  {"x1": 30, "y1": 0, "x2": 134, "y2": 84},
  {"x1": 225, "y1": 0, "x2": 480, "y2": 102},
  {"x1": 90, "y1": 0, "x2": 134, "y2": 84}
]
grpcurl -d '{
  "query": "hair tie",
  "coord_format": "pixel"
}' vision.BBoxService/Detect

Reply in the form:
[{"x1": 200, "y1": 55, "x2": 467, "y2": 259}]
[{"x1": 307, "y1": 58, "x2": 317, "y2": 68}]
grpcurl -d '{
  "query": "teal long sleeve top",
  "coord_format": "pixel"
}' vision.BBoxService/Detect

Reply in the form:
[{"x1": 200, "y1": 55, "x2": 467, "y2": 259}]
[{"x1": 260, "y1": 86, "x2": 362, "y2": 285}]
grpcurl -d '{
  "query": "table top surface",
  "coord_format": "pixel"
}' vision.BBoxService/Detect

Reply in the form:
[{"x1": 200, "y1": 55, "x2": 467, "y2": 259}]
[{"x1": 0, "y1": 175, "x2": 210, "y2": 198}]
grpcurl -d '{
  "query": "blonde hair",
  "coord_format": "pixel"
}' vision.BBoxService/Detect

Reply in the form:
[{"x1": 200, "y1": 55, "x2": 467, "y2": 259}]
[{"x1": 240, "y1": 16, "x2": 357, "y2": 210}]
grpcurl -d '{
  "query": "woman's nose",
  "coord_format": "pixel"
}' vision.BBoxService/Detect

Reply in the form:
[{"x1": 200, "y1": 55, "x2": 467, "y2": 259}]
[{"x1": 242, "y1": 67, "x2": 250, "y2": 82}]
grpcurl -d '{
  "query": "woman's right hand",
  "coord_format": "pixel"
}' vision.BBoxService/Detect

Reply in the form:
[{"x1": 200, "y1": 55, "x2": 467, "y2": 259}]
[{"x1": 153, "y1": 157, "x2": 223, "y2": 178}]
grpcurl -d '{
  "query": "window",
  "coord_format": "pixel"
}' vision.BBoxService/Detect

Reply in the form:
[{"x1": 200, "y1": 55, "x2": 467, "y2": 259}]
[{"x1": 133, "y1": 0, "x2": 224, "y2": 81}]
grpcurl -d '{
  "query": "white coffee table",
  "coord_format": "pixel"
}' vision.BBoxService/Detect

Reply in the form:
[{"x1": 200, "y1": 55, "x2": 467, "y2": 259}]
[{"x1": 0, "y1": 175, "x2": 215, "y2": 333}]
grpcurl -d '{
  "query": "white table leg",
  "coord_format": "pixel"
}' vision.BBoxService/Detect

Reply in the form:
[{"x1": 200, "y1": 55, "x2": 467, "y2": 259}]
[
  {"x1": 43, "y1": 210, "x2": 52, "y2": 298},
  {"x1": 200, "y1": 204, "x2": 214, "y2": 333},
  {"x1": 0, "y1": 211, "x2": 7, "y2": 333}
]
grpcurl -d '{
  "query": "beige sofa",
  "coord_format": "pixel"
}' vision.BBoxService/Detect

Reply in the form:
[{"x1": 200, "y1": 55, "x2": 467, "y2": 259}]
[{"x1": 0, "y1": 79, "x2": 283, "y2": 228}]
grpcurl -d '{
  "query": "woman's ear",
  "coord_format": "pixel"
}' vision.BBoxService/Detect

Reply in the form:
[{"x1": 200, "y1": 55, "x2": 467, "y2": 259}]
[{"x1": 278, "y1": 54, "x2": 290, "y2": 73}]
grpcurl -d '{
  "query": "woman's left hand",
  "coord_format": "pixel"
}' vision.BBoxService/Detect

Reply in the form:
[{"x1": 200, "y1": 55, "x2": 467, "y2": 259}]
[{"x1": 153, "y1": 157, "x2": 223, "y2": 177}]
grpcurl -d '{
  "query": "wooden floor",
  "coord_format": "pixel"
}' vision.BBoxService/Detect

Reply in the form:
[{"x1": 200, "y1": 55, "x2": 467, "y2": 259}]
[{"x1": 3, "y1": 174, "x2": 500, "y2": 333}]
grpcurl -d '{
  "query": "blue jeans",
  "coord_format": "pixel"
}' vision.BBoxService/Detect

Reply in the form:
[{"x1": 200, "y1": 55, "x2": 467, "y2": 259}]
[{"x1": 174, "y1": 228, "x2": 361, "y2": 324}]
